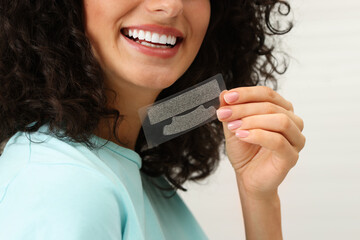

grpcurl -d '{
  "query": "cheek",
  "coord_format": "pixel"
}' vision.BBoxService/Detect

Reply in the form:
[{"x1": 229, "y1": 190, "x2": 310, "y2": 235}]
[
  {"x1": 83, "y1": 0, "x2": 105, "y2": 31},
  {"x1": 83, "y1": 3, "x2": 108, "y2": 52},
  {"x1": 191, "y1": 2, "x2": 211, "y2": 43},
  {"x1": 83, "y1": 1, "x2": 121, "y2": 68},
  {"x1": 83, "y1": 0, "x2": 124, "y2": 43}
]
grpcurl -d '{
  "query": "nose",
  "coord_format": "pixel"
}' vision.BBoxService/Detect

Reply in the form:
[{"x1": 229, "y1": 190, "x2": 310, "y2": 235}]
[{"x1": 145, "y1": 0, "x2": 183, "y2": 18}]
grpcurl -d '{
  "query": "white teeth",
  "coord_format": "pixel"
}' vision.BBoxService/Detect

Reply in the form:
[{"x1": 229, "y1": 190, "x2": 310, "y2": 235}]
[
  {"x1": 138, "y1": 40, "x2": 170, "y2": 49},
  {"x1": 151, "y1": 33, "x2": 160, "y2": 43},
  {"x1": 145, "y1": 31, "x2": 152, "y2": 42},
  {"x1": 133, "y1": 29, "x2": 138, "y2": 39},
  {"x1": 166, "y1": 35, "x2": 177, "y2": 45},
  {"x1": 140, "y1": 41, "x2": 150, "y2": 47},
  {"x1": 125, "y1": 28, "x2": 179, "y2": 46},
  {"x1": 159, "y1": 34, "x2": 167, "y2": 44},
  {"x1": 171, "y1": 36, "x2": 176, "y2": 45},
  {"x1": 166, "y1": 35, "x2": 172, "y2": 45},
  {"x1": 138, "y1": 30, "x2": 145, "y2": 40}
]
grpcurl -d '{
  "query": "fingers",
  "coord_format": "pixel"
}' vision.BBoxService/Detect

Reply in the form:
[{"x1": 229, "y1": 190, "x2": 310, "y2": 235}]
[
  {"x1": 217, "y1": 102, "x2": 304, "y2": 131},
  {"x1": 227, "y1": 114, "x2": 306, "y2": 152},
  {"x1": 220, "y1": 86, "x2": 294, "y2": 112},
  {"x1": 217, "y1": 86, "x2": 305, "y2": 163},
  {"x1": 236, "y1": 129, "x2": 300, "y2": 168}
]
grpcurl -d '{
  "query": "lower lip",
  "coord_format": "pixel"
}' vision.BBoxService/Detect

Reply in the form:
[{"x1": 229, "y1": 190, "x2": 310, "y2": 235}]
[{"x1": 122, "y1": 34, "x2": 181, "y2": 59}]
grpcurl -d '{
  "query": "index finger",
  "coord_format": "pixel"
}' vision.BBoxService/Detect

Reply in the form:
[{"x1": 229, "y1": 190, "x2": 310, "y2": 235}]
[{"x1": 220, "y1": 86, "x2": 294, "y2": 112}]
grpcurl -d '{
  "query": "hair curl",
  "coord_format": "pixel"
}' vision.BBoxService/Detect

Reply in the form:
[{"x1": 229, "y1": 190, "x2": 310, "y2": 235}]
[{"x1": 0, "y1": 0, "x2": 292, "y2": 193}]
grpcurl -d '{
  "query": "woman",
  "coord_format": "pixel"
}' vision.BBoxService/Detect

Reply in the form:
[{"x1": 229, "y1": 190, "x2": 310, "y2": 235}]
[{"x1": 0, "y1": 0, "x2": 305, "y2": 239}]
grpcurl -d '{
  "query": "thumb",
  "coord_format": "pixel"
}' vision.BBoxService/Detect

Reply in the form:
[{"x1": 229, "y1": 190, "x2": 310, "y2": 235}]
[{"x1": 219, "y1": 90, "x2": 228, "y2": 107}]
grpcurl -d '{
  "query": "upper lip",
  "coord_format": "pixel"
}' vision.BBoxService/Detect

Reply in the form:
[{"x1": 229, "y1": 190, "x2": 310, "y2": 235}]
[{"x1": 121, "y1": 24, "x2": 184, "y2": 38}]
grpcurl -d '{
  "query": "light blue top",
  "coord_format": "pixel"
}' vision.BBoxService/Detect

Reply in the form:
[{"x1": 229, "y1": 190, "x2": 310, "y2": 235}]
[{"x1": 0, "y1": 125, "x2": 208, "y2": 240}]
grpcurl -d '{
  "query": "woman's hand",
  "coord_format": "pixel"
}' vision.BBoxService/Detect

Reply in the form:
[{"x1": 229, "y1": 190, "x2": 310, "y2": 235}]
[{"x1": 217, "y1": 86, "x2": 306, "y2": 199}]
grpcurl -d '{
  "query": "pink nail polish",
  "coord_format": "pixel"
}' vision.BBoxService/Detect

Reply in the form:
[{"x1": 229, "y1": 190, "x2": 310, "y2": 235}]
[
  {"x1": 227, "y1": 120, "x2": 242, "y2": 130},
  {"x1": 224, "y1": 92, "x2": 239, "y2": 103},
  {"x1": 216, "y1": 108, "x2": 232, "y2": 119},
  {"x1": 235, "y1": 130, "x2": 250, "y2": 138}
]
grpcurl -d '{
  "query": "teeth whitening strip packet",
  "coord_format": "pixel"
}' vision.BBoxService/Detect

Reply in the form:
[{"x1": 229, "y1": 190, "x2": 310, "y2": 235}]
[{"x1": 138, "y1": 73, "x2": 226, "y2": 148}]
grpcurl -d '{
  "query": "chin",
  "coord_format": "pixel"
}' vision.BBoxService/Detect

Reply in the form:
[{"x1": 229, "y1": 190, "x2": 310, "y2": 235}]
[{"x1": 132, "y1": 71, "x2": 181, "y2": 90}]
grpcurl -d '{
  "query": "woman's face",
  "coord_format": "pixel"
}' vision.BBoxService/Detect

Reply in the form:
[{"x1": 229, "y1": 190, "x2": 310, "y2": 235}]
[{"x1": 83, "y1": 0, "x2": 211, "y2": 91}]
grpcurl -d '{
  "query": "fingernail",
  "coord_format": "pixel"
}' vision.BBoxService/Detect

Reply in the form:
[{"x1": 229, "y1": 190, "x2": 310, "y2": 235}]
[
  {"x1": 216, "y1": 108, "x2": 232, "y2": 119},
  {"x1": 235, "y1": 130, "x2": 250, "y2": 138},
  {"x1": 227, "y1": 120, "x2": 243, "y2": 130},
  {"x1": 224, "y1": 92, "x2": 239, "y2": 103}
]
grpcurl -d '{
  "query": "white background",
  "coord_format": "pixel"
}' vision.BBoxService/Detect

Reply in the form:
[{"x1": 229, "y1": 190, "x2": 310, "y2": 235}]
[{"x1": 179, "y1": 0, "x2": 360, "y2": 239}]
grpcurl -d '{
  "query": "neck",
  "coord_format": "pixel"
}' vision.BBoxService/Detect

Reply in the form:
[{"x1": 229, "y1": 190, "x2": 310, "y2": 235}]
[{"x1": 94, "y1": 80, "x2": 161, "y2": 150}]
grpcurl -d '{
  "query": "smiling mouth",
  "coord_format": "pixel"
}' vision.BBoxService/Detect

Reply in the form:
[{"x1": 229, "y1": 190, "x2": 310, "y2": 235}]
[{"x1": 121, "y1": 28, "x2": 183, "y2": 49}]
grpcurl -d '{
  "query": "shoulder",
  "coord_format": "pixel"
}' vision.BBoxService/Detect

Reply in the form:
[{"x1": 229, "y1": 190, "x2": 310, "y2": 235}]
[
  {"x1": 0, "y1": 153, "x2": 124, "y2": 240},
  {"x1": 0, "y1": 128, "x2": 131, "y2": 239},
  {"x1": 1, "y1": 126, "x2": 97, "y2": 165},
  {"x1": 0, "y1": 126, "x2": 129, "y2": 206},
  {"x1": 0, "y1": 126, "x2": 119, "y2": 183}
]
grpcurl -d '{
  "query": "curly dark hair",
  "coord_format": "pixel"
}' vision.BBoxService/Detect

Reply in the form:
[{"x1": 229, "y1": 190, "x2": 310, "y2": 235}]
[{"x1": 0, "y1": 0, "x2": 292, "y2": 193}]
